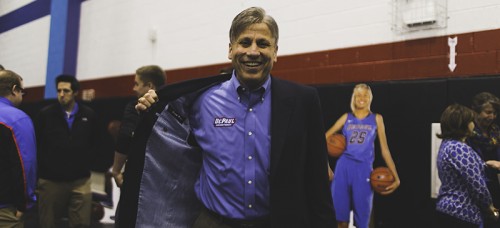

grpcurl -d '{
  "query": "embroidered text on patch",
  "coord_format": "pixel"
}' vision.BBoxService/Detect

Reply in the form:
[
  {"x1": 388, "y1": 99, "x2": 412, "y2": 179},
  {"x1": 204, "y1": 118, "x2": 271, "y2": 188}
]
[{"x1": 214, "y1": 117, "x2": 236, "y2": 127}]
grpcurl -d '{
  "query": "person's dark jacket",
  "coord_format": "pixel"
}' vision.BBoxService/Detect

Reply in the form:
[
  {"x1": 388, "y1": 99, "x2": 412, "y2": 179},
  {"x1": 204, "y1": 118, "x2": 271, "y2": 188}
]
[
  {"x1": 116, "y1": 100, "x2": 140, "y2": 156},
  {"x1": 36, "y1": 102, "x2": 104, "y2": 181}
]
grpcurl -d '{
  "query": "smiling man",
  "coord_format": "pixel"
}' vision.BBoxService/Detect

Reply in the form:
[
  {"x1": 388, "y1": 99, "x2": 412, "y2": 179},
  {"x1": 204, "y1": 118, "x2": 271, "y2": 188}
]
[{"x1": 123, "y1": 7, "x2": 336, "y2": 228}]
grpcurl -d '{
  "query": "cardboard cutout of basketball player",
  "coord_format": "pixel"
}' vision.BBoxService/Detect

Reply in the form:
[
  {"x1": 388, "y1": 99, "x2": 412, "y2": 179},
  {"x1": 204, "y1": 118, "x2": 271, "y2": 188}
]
[{"x1": 325, "y1": 83, "x2": 400, "y2": 228}]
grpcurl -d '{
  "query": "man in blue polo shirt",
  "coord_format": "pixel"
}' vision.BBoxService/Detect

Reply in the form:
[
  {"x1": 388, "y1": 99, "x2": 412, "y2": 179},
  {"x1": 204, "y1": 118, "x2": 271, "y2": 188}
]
[{"x1": 0, "y1": 69, "x2": 37, "y2": 228}]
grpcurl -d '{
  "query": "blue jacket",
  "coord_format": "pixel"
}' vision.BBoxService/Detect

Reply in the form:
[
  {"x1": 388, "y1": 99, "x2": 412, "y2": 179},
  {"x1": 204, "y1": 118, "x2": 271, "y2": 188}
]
[
  {"x1": 36, "y1": 102, "x2": 105, "y2": 181},
  {"x1": 0, "y1": 97, "x2": 37, "y2": 212}
]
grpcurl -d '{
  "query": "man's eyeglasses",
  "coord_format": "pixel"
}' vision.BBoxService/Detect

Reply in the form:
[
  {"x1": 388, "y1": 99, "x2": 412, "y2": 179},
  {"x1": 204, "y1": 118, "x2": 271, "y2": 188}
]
[{"x1": 14, "y1": 85, "x2": 26, "y2": 96}]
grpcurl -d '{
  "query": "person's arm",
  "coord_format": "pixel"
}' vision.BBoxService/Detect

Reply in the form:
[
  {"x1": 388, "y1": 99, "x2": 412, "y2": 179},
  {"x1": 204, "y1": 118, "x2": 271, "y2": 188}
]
[
  {"x1": 325, "y1": 114, "x2": 347, "y2": 182},
  {"x1": 112, "y1": 101, "x2": 141, "y2": 187},
  {"x1": 112, "y1": 152, "x2": 127, "y2": 187},
  {"x1": 325, "y1": 113, "x2": 347, "y2": 139},
  {"x1": 376, "y1": 114, "x2": 400, "y2": 195}
]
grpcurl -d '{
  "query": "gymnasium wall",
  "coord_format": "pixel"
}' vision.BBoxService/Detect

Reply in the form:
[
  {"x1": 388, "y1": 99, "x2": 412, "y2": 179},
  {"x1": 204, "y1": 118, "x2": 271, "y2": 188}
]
[
  {"x1": 19, "y1": 27, "x2": 500, "y2": 103},
  {"x1": 2, "y1": 1, "x2": 500, "y2": 90},
  {"x1": 3, "y1": 1, "x2": 500, "y2": 227}
]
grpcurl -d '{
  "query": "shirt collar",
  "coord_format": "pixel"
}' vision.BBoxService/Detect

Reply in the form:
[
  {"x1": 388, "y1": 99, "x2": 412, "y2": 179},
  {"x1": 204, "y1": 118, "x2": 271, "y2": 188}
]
[
  {"x1": 61, "y1": 102, "x2": 79, "y2": 117},
  {"x1": 230, "y1": 73, "x2": 271, "y2": 95},
  {"x1": 0, "y1": 97, "x2": 14, "y2": 107}
]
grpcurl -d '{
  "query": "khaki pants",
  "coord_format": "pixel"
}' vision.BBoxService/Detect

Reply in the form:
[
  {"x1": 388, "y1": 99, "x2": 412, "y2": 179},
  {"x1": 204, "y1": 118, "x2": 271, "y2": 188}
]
[
  {"x1": 0, "y1": 207, "x2": 23, "y2": 228},
  {"x1": 38, "y1": 178, "x2": 92, "y2": 228}
]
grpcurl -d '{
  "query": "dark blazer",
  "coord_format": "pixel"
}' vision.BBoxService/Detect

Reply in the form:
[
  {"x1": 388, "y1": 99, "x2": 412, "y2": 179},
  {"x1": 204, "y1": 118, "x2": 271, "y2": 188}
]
[
  {"x1": 36, "y1": 102, "x2": 103, "y2": 181},
  {"x1": 117, "y1": 73, "x2": 336, "y2": 227}
]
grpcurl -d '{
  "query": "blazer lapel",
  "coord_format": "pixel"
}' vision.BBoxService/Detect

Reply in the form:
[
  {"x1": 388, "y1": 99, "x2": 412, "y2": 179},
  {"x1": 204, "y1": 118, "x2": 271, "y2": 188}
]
[{"x1": 270, "y1": 78, "x2": 296, "y2": 176}]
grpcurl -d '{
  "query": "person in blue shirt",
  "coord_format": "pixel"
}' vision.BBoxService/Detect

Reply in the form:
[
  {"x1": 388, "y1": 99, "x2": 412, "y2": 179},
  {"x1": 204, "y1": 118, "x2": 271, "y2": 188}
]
[
  {"x1": 325, "y1": 83, "x2": 400, "y2": 228},
  {"x1": 36, "y1": 75, "x2": 106, "y2": 228},
  {"x1": 0, "y1": 69, "x2": 37, "y2": 228},
  {"x1": 436, "y1": 104, "x2": 499, "y2": 227},
  {"x1": 130, "y1": 7, "x2": 336, "y2": 228}
]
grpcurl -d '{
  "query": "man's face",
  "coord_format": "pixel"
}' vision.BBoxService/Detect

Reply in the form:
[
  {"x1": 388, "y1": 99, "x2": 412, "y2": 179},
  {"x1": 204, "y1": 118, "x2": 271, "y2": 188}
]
[
  {"x1": 228, "y1": 23, "x2": 278, "y2": 90},
  {"x1": 57, "y1": 82, "x2": 77, "y2": 107},
  {"x1": 133, "y1": 75, "x2": 151, "y2": 98}
]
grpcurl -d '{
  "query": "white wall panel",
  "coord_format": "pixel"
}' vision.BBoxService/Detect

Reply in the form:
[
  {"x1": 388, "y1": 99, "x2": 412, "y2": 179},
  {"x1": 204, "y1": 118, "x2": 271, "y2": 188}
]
[
  {"x1": 0, "y1": 16, "x2": 50, "y2": 87},
  {"x1": 0, "y1": 0, "x2": 34, "y2": 17},
  {"x1": 2, "y1": 0, "x2": 500, "y2": 84}
]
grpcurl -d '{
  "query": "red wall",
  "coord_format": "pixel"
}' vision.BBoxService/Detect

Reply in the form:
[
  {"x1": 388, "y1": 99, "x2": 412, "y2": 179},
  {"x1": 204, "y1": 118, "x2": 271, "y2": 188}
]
[{"x1": 24, "y1": 28, "x2": 500, "y2": 103}]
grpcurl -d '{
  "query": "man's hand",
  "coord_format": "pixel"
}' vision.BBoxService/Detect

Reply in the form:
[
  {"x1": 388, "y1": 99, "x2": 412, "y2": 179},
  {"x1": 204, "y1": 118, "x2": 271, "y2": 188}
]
[
  {"x1": 112, "y1": 172, "x2": 124, "y2": 188},
  {"x1": 328, "y1": 167, "x2": 334, "y2": 182},
  {"x1": 135, "y1": 90, "x2": 159, "y2": 111},
  {"x1": 15, "y1": 210, "x2": 23, "y2": 219},
  {"x1": 486, "y1": 160, "x2": 500, "y2": 170}
]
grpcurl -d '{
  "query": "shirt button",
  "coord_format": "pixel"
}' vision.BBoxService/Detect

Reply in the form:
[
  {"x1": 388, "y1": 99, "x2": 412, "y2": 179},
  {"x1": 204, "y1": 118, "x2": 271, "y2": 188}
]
[
  {"x1": 248, "y1": 131, "x2": 253, "y2": 136},
  {"x1": 248, "y1": 204, "x2": 252, "y2": 208},
  {"x1": 248, "y1": 156, "x2": 253, "y2": 160},
  {"x1": 248, "y1": 180, "x2": 252, "y2": 184},
  {"x1": 249, "y1": 108, "x2": 253, "y2": 112}
]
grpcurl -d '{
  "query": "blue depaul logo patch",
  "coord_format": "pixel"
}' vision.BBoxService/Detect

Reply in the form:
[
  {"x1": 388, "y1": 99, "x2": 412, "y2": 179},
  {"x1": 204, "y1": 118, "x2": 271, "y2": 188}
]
[{"x1": 214, "y1": 117, "x2": 236, "y2": 127}]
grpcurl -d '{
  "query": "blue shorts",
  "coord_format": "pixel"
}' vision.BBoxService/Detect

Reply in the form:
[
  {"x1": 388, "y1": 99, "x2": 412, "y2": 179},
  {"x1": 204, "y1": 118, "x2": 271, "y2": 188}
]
[{"x1": 331, "y1": 156, "x2": 373, "y2": 228}]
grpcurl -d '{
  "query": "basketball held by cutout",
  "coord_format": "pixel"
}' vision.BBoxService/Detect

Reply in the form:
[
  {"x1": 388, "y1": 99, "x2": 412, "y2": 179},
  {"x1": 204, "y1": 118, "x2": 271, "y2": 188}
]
[
  {"x1": 370, "y1": 167, "x2": 395, "y2": 194},
  {"x1": 327, "y1": 134, "x2": 346, "y2": 157}
]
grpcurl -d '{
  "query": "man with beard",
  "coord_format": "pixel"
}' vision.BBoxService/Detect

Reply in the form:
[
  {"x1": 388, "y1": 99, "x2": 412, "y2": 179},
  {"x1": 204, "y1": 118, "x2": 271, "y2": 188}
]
[{"x1": 36, "y1": 75, "x2": 105, "y2": 228}]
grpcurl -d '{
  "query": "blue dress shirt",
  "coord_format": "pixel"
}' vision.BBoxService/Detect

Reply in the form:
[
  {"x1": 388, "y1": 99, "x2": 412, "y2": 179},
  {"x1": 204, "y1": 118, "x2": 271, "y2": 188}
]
[
  {"x1": 0, "y1": 97, "x2": 37, "y2": 211},
  {"x1": 191, "y1": 73, "x2": 271, "y2": 219},
  {"x1": 62, "y1": 102, "x2": 79, "y2": 129}
]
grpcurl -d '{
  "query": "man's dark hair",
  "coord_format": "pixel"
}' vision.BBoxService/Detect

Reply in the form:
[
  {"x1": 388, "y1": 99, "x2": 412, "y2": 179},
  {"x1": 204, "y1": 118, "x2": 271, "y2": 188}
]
[
  {"x1": 0, "y1": 64, "x2": 5, "y2": 70},
  {"x1": 56, "y1": 74, "x2": 80, "y2": 92},
  {"x1": 0, "y1": 70, "x2": 22, "y2": 97},
  {"x1": 437, "y1": 104, "x2": 476, "y2": 140},
  {"x1": 136, "y1": 65, "x2": 166, "y2": 88}
]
